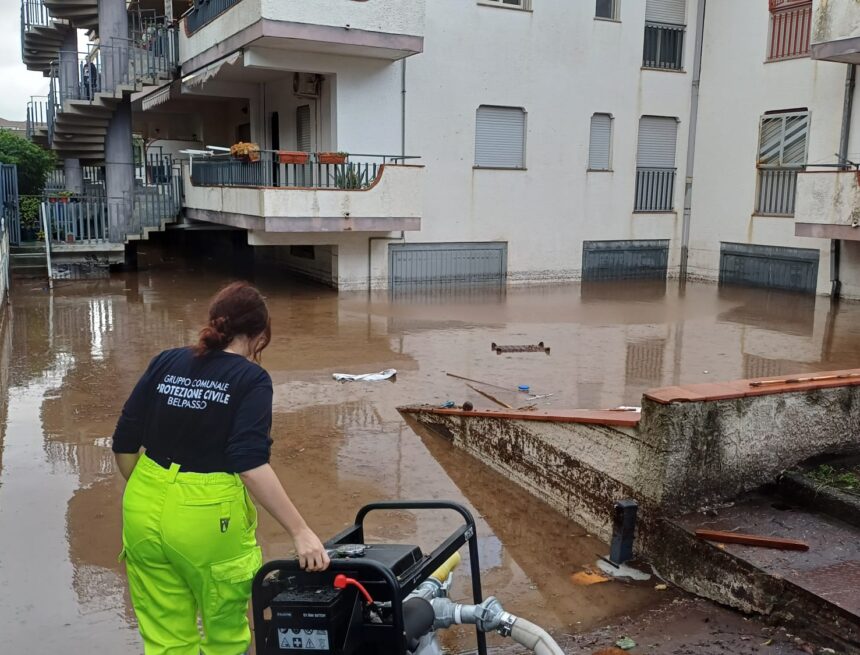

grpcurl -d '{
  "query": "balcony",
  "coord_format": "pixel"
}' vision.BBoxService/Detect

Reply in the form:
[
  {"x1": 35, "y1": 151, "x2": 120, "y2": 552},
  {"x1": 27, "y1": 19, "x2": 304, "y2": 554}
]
[
  {"x1": 634, "y1": 167, "x2": 676, "y2": 212},
  {"x1": 810, "y1": 0, "x2": 860, "y2": 63},
  {"x1": 643, "y1": 21, "x2": 684, "y2": 70},
  {"x1": 180, "y1": 0, "x2": 425, "y2": 70},
  {"x1": 183, "y1": 152, "x2": 423, "y2": 233},
  {"x1": 794, "y1": 169, "x2": 860, "y2": 240}
]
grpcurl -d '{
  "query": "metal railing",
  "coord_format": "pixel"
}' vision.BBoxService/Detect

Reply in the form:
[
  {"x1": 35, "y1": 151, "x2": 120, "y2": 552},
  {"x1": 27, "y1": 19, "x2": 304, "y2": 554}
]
[
  {"x1": 21, "y1": 0, "x2": 52, "y2": 31},
  {"x1": 26, "y1": 96, "x2": 48, "y2": 139},
  {"x1": 41, "y1": 196, "x2": 110, "y2": 244},
  {"x1": 634, "y1": 167, "x2": 676, "y2": 211},
  {"x1": 132, "y1": 153, "x2": 182, "y2": 233},
  {"x1": 1, "y1": 164, "x2": 20, "y2": 246},
  {"x1": 643, "y1": 21, "x2": 685, "y2": 70},
  {"x1": 43, "y1": 166, "x2": 106, "y2": 195},
  {"x1": 756, "y1": 168, "x2": 799, "y2": 216},
  {"x1": 184, "y1": 0, "x2": 244, "y2": 35},
  {"x1": 190, "y1": 152, "x2": 415, "y2": 190}
]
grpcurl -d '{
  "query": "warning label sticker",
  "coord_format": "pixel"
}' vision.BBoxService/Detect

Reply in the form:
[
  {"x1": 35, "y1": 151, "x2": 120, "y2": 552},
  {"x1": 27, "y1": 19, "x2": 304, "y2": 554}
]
[{"x1": 277, "y1": 628, "x2": 330, "y2": 651}]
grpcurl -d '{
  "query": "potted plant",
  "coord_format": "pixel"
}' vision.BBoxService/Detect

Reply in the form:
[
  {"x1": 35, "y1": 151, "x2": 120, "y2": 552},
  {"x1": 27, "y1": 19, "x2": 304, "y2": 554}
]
[
  {"x1": 230, "y1": 142, "x2": 261, "y2": 163},
  {"x1": 318, "y1": 151, "x2": 348, "y2": 165},
  {"x1": 278, "y1": 151, "x2": 309, "y2": 165}
]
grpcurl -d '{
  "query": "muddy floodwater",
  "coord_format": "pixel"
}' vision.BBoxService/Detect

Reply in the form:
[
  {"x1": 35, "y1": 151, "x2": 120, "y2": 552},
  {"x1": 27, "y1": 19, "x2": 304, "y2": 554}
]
[{"x1": 3, "y1": 249, "x2": 860, "y2": 653}]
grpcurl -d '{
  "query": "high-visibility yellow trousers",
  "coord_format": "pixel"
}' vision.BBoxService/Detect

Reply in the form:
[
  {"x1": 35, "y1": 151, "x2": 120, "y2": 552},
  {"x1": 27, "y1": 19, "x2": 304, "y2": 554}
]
[{"x1": 120, "y1": 454, "x2": 262, "y2": 655}]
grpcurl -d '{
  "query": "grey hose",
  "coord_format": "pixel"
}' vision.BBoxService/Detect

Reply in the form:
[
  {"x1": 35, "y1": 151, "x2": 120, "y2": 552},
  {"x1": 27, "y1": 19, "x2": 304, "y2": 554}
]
[{"x1": 510, "y1": 617, "x2": 566, "y2": 655}]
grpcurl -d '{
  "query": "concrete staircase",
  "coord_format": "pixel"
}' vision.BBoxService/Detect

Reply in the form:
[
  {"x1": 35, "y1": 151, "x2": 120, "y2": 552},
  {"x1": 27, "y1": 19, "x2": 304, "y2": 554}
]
[
  {"x1": 42, "y1": 0, "x2": 98, "y2": 31},
  {"x1": 9, "y1": 243, "x2": 48, "y2": 279},
  {"x1": 21, "y1": 12, "x2": 71, "y2": 74}
]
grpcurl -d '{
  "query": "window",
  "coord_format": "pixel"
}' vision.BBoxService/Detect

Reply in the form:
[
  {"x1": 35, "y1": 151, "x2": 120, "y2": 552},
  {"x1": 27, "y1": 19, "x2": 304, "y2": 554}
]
[
  {"x1": 767, "y1": 0, "x2": 811, "y2": 61},
  {"x1": 634, "y1": 116, "x2": 678, "y2": 211},
  {"x1": 475, "y1": 106, "x2": 526, "y2": 169},
  {"x1": 479, "y1": 0, "x2": 532, "y2": 9},
  {"x1": 596, "y1": 0, "x2": 619, "y2": 20},
  {"x1": 643, "y1": 0, "x2": 686, "y2": 70},
  {"x1": 756, "y1": 110, "x2": 808, "y2": 215},
  {"x1": 588, "y1": 113, "x2": 613, "y2": 171}
]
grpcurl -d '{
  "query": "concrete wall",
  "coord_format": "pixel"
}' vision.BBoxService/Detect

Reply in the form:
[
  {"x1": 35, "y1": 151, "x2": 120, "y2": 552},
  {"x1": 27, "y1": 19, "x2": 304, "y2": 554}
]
[
  {"x1": 0, "y1": 229, "x2": 8, "y2": 311},
  {"x1": 796, "y1": 170, "x2": 860, "y2": 228},
  {"x1": 260, "y1": 0, "x2": 425, "y2": 37},
  {"x1": 407, "y1": 0, "x2": 697, "y2": 283},
  {"x1": 812, "y1": 0, "x2": 860, "y2": 44},
  {"x1": 688, "y1": 0, "x2": 845, "y2": 293}
]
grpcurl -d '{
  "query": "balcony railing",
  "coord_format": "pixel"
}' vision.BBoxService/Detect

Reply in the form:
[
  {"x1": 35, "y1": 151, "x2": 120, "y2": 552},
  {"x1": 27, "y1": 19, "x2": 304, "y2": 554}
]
[
  {"x1": 21, "y1": 0, "x2": 52, "y2": 31},
  {"x1": 26, "y1": 96, "x2": 48, "y2": 138},
  {"x1": 184, "y1": 0, "x2": 243, "y2": 35},
  {"x1": 634, "y1": 167, "x2": 676, "y2": 212},
  {"x1": 757, "y1": 168, "x2": 799, "y2": 216},
  {"x1": 190, "y1": 152, "x2": 417, "y2": 190},
  {"x1": 41, "y1": 196, "x2": 110, "y2": 244},
  {"x1": 643, "y1": 21, "x2": 685, "y2": 70}
]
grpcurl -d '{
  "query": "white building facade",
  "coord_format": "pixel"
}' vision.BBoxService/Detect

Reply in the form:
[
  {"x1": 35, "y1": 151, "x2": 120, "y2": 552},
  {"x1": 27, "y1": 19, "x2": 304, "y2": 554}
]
[{"x1": 23, "y1": 0, "x2": 860, "y2": 295}]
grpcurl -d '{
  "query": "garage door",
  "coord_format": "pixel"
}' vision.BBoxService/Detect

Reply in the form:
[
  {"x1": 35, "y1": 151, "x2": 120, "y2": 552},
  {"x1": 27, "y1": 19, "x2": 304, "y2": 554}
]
[
  {"x1": 719, "y1": 242, "x2": 819, "y2": 294},
  {"x1": 582, "y1": 239, "x2": 670, "y2": 281},
  {"x1": 389, "y1": 242, "x2": 507, "y2": 287}
]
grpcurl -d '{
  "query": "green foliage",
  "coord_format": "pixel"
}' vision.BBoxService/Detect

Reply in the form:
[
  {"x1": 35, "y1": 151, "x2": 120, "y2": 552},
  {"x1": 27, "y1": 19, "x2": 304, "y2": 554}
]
[
  {"x1": 0, "y1": 129, "x2": 56, "y2": 195},
  {"x1": 808, "y1": 464, "x2": 860, "y2": 493},
  {"x1": 334, "y1": 163, "x2": 371, "y2": 190},
  {"x1": 19, "y1": 195, "x2": 41, "y2": 229}
]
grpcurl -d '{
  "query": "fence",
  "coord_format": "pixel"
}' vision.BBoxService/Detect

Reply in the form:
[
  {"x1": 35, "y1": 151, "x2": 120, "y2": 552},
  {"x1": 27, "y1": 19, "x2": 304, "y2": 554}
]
[
  {"x1": 190, "y1": 152, "x2": 415, "y2": 190},
  {"x1": 41, "y1": 198, "x2": 110, "y2": 244},
  {"x1": 1, "y1": 165, "x2": 20, "y2": 246},
  {"x1": 643, "y1": 22, "x2": 685, "y2": 70},
  {"x1": 757, "y1": 168, "x2": 798, "y2": 216},
  {"x1": 634, "y1": 167, "x2": 676, "y2": 212},
  {"x1": 184, "y1": 0, "x2": 243, "y2": 34}
]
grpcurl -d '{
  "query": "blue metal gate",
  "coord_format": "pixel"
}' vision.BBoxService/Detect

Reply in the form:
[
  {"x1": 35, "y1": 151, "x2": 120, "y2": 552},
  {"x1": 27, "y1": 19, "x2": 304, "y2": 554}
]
[{"x1": 0, "y1": 164, "x2": 20, "y2": 246}]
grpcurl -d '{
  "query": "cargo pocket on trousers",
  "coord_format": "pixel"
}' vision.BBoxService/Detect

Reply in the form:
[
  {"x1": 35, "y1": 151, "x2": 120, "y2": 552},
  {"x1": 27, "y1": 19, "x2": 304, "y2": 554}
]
[{"x1": 207, "y1": 546, "x2": 263, "y2": 619}]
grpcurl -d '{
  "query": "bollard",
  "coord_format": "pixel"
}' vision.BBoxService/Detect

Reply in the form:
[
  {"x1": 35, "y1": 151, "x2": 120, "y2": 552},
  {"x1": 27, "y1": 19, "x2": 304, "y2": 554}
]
[{"x1": 609, "y1": 499, "x2": 638, "y2": 565}]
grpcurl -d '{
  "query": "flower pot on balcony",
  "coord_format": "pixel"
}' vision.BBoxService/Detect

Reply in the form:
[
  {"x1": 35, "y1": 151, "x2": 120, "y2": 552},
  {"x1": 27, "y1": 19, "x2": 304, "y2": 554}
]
[
  {"x1": 66, "y1": 233, "x2": 75, "y2": 244},
  {"x1": 230, "y1": 142, "x2": 261, "y2": 163},
  {"x1": 278, "y1": 151, "x2": 309, "y2": 165},
  {"x1": 318, "y1": 152, "x2": 347, "y2": 165}
]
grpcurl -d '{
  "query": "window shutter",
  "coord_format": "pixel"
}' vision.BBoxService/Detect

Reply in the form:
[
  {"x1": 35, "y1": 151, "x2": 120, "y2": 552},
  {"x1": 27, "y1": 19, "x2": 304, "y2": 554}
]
[
  {"x1": 636, "y1": 116, "x2": 678, "y2": 168},
  {"x1": 645, "y1": 0, "x2": 687, "y2": 24},
  {"x1": 296, "y1": 105, "x2": 311, "y2": 152},
  {"x1": 475, "y1": 106, "x2": 526, "y2": 168},
  {"x1": 758, "y1": 111, "x2": 808, "y2": 167},
  {"x1": 589, "y1": 113, "x2": 612, "y2": 170}
]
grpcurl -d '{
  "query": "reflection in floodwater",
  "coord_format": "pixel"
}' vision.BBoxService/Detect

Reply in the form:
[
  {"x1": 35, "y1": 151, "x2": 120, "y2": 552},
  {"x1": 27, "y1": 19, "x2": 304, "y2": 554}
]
[{"x1": 3, "y1": 262, "x2": 860, "y2": 653}]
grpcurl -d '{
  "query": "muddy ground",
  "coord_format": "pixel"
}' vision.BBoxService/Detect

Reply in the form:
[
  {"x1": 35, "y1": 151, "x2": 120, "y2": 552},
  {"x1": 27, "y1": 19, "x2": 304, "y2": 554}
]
[{"x1": 2, "y1": 238, "x2": 859, "y2": 653}]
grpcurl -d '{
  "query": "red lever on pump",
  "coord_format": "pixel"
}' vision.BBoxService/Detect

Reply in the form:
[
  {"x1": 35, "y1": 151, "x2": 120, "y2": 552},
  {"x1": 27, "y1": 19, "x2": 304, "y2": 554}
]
[{"x1": 333, "y1": 574, "x2": 374, "y2": 605}]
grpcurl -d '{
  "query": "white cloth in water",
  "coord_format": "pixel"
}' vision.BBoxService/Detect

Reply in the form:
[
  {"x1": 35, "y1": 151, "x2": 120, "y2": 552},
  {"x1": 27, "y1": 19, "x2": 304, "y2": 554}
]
[{"x1": 332, "y1": 369, "x2": 397, "y2": 382}]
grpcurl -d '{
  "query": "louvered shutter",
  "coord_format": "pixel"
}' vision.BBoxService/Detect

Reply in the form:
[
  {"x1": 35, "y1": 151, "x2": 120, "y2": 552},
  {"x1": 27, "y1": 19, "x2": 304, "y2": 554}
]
[
  {"x1": 645, "y1": 0, "x2": 687, "y2": 24},
  {"x1": 296, "y1": 105, "x2": 311, "y2": 151},
  {"x1": 758, "y1": 111, "x2": 808, "y2": 167},
  {"x1": 636, "y1": 116, "x2": 678, "y2": 168},
  {"x1": 475, "y1": 106, "x2": 526, "y2": 168},
  {"x1": 589, "y1": 113, "x2": 612, "y2": 170}
]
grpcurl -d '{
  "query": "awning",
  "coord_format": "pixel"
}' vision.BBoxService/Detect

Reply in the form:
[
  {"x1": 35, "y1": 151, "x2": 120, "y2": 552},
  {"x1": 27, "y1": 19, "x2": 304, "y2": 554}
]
[
  {"x1": 181, "y1": 51, "x2": 242, "y2": 92},
  {"x1": 141, "y1": 83, "x2": 174, "y2": 111}
]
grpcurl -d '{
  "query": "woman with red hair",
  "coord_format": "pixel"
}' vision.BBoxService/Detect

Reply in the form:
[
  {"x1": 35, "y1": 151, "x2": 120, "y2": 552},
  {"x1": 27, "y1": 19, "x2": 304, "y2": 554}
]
[{"x1": 112, "y1": 281, "x2": 329, "y2": 655}]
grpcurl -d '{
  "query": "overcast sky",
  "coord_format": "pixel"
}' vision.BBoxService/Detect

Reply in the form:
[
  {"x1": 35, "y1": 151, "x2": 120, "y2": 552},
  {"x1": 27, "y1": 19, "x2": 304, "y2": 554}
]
[{"x1": 3, "y1": 1, "x2": 51, "y2": 121}]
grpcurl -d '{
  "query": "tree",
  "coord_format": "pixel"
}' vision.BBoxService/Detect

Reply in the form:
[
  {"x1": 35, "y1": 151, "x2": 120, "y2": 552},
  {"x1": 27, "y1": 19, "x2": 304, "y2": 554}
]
[{"x1": 0, "y1": 129, "x2": 56, "y2": 196}]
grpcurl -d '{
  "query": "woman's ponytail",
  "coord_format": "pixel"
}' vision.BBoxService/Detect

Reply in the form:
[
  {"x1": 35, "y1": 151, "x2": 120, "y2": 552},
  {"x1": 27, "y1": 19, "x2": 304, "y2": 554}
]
[{"x1": 194, "y1": 283, "x2": 271, "y2": 361}]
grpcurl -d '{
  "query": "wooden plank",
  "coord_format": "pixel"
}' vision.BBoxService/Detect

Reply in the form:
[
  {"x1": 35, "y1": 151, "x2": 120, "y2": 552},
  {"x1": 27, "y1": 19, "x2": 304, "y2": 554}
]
[
  {"x1": 465, "y1": 383, "x2": 513, "y2": 409},
  {"x1": 695, "y1": 529, "x2": 809, "y2": 551}
]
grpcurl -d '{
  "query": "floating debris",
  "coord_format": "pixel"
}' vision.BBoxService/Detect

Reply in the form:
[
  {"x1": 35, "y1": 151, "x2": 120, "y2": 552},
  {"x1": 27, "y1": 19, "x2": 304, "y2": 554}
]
[
  {"x1": 491, "y1": 341, "x2": 551, "y2": 355},
  {"x1": 332, "y1": 369, "x2": 397, "y2": 382}
]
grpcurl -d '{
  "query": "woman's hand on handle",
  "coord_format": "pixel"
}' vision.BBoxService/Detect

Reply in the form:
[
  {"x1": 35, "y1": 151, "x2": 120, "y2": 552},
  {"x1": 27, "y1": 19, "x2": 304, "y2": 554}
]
[
  {"x1": 293, "y1": 527, "x2": 330, "y2": 572},
  {"x1": 239, "y1": 463, "x2": 331, "y2": 571}
]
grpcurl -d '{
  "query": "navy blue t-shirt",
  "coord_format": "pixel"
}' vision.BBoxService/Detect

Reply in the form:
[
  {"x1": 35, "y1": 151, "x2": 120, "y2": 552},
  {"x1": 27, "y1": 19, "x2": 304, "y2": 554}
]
[{"x1": 112, "y1": 347, "x2": 273, "y2": 473}]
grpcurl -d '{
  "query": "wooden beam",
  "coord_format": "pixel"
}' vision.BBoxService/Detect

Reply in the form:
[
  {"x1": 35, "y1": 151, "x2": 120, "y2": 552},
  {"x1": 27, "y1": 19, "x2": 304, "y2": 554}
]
[{"x1": 695, "y1": 529, "x2": 809, "y2": 551}]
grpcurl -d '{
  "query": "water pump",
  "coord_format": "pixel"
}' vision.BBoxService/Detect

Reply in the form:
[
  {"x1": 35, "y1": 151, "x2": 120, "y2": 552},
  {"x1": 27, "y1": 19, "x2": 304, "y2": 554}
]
[{"x1": 251, "y1": 501, "x2": 565, "y2": 655}]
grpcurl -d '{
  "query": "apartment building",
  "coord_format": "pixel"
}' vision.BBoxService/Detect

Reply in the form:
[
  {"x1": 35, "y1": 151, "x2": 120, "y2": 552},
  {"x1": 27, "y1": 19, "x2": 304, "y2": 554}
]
[{"x1": 17, "y1": 0, "x2": 860, "y2": 296}]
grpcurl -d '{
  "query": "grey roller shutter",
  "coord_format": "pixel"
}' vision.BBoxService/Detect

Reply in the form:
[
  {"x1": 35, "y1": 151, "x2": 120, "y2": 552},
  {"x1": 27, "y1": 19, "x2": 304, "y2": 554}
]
[
  {"x1": 296, "y1": 105, "x2": 311, "y2": 151},
  {"x1": 475, "y1": 106, "x2": 525, "y2": 168},
  {"x1": 637, "y1": 116, "x2": 678, "y2": 167},
  {"x1": 645, "y1": 0, "x2": 686, "y2": 24},
  {"x1": 588, "y1": 113, "x2": 612, "y2": 170}
]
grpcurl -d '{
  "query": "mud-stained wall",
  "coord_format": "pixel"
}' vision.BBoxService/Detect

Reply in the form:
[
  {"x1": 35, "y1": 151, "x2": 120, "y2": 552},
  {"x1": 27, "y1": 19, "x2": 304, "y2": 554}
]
[
  {"x1": 641, "y1": 386, "x2": 860, "y2": 509},
  {"x1": 812, "y1": 0, "x2": 860, "y2": 45}
]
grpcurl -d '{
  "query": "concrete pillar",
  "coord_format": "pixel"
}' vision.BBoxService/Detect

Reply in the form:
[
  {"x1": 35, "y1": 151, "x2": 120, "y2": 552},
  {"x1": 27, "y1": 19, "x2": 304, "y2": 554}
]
[
  {"x1": 60, "y1": 30, "x2": 84, "y2": 195},
  {"x1": 100, "y1": 0, "x2": 135, "y2": 243}
]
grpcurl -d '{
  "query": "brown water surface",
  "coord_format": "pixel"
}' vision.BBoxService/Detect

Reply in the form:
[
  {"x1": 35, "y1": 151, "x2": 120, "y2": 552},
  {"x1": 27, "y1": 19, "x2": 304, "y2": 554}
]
[{"x1": 2, "y1": 255, "x2": 860, "y2": 653}]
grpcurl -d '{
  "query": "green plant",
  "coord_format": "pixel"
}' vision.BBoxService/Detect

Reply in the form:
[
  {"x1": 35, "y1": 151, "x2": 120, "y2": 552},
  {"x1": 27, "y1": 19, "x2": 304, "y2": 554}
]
[
  {"x1": 808, "y1": 464, "x2": 860, "y2": 492},
  {"x1": 334, "y1": 163, "x2": 370, "y2": 190},
  {"x1": 0, "y1": 129, "x2": 56, "y2": 195},
  {"x1": 19, "y1": 194, "x2": 41, "y2": 229}
]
